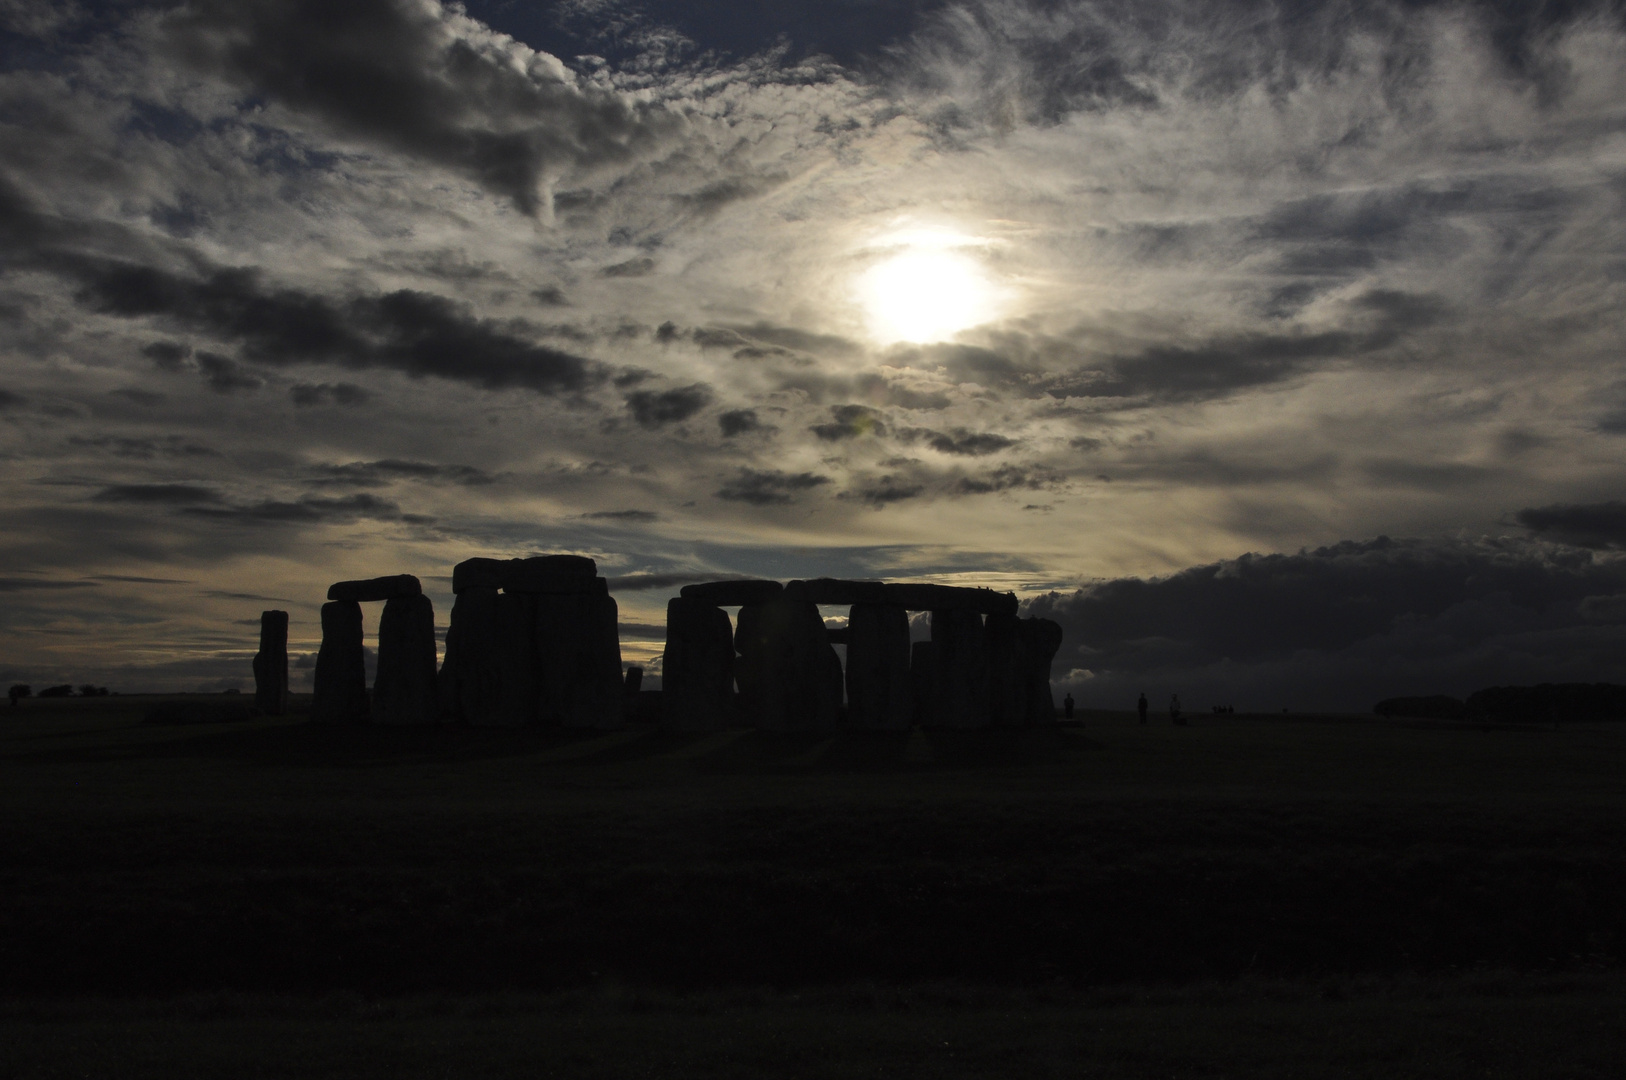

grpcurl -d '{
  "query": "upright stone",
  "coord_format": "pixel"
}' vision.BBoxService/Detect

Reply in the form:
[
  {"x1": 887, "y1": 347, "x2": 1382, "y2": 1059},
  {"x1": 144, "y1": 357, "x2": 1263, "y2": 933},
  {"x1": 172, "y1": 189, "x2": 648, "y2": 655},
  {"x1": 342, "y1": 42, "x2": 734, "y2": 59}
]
[
  {"x1": 929, "y1": 608, "x2": 990, "y2": 728},
  {"x1": 1019, "y1": 617, "x2": 1065, "y2": 724},
  {"x1": 910, "y1": 640, "x2": 936, "y2": 727},
  {"x1": 252, "y1": 609, "x2": 289, "y2": 716},
  {"x1": 445, "y1": 587, "x2": 501, "y2": 723},
  {"x1": 845, "y1": 603, "x2": 912, "y2": 729},
  {"x1": 985, "y1": 611, "x2": 1030, "y2": 727},
  {"x1": 311, "y1": 600, "x2": 368, "y2": 723},
  {"x1": 535, "y1": 590, "x2": 623, "y2": 728},
  {"x1": 739, "y1": 582, "x2": 842, "y2": 731},
  {"x1": 662, "y1": 596, "x2": 734, "y2": 729},
  {"x1": 491, "y1": 592, "x2": 539, "y2": 726},
  {"x1": 374, "y1": 594, "x2": 439, "y2": 724}
]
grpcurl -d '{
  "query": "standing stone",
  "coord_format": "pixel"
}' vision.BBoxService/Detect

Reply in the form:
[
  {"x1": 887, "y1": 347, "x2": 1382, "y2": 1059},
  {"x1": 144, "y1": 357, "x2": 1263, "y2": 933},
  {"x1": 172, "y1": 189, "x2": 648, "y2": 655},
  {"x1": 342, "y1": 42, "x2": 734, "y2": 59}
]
[
  {"x1": 311, "y1": 600, "x2": 368, "y2": 723},
  {"x1": 1018, "y1": 617, "x2": 1065, "y2": 724},
  {"x1": 845, "y1": 603, "x2": 912, "y2": 729},
  {"x1": 374, "y1": 594, "x2": 439, "y2": 724},
  {"x1": 985, "y1": 611, "x2": 1030, "y2": 727},
  {"x1": 252, "y1": 610, "x2": 289, "y2": 716},
  {"x1": 930, "y1": 608, "x2": 990, "y2": 729},
  {"x1": 492, "y1": 591, "x2": 539, "y2": 726},
  {"x1": 624, "y1": 666, "x2": 644, "y2": 693},
  {"x1": 738, "y1": 582, "x2": 842, "y2": 731},
  {"x1": 442, "y1": 586, "x2": 500, "y2": 723},
  {"x1": 662, "y1": 596, "x2": 734, "y2": 729},
  {"x1": 535, "y1": 590, "x2": 623, "y2": 729},
  {"x1": 910, "y1": 641, "x2": 936, "y2": 727}
]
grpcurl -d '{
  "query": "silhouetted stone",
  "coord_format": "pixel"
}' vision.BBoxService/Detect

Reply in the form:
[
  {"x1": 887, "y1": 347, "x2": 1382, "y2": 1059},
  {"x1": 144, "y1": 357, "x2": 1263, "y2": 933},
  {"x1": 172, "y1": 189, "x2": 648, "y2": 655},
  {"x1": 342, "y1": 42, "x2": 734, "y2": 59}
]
[
  {"x1": 681, "y1": 579, "x2": 783, "y2": 606},
  {"x1": 795, "y1": 578, "x2": 887, "y2": 606},
  {"x1": 736, "y1": 582, "x2": 843, "y2": 731},
  {"x1": 452, "y1": 557, "x2": 505, "y2": 593},
  {"x1": 662, "y1": 597, "x2": 734, "y2": 729},
  {"x1": 881, "y1": 584, "x2": 1018, "y2": 617},
  {"x1": 910, "y1": 640, "x2": 935, "y2": 727},
  {"x1": 930, "y1": 608, "x2": 990, "y2": 728},
  {"x1": 327, "y1": 574, "x2": 421, "y2": 602},
  {"x1": 311, "y1": 600, "x2": 368, "y2": 723},
  {"x1": 504, "y1": 555, "x2": 600, "y2": 594},
  {"x1": 491, "y1": 592, "x2": 538, "y2": 726},
  {"x1": 984, "y1": 611, "x2": 1029, "y2": 727},
  {"x1": 252, "y1": 609, "x2": 289, "y2": 716},
  {"x1": 442, "y1": 586, "x2": 501, "y2": 723},
  {"x1": 624, "y1": 666, "x2": 644, "y2": 693},
  {"x1": 824, "y1": 626, "x2": 851, "y2": 645},
  {"x1": 536, "y1": 591, "x2": 624, "y2": 728},
  {"x1": 373, "y1": 594, "x2": 439, "y2": 724},
  {"x1": 845, "y1": 602, "x2": 911, "y2": 729},
  {"x1": 1018, "y1": 617, "x2": 1064, "y2": 724}
]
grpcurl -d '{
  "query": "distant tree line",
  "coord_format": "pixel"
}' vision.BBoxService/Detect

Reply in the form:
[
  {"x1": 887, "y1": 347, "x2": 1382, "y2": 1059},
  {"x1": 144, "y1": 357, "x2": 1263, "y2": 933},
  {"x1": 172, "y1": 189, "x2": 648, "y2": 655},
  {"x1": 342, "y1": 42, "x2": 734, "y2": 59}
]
[
  {"x1": 1376, "y1": 683, "x2": 1626, "y2": 722},
  {"x1": 9, "y1": 683, "x2": 110, "y2": 705}
]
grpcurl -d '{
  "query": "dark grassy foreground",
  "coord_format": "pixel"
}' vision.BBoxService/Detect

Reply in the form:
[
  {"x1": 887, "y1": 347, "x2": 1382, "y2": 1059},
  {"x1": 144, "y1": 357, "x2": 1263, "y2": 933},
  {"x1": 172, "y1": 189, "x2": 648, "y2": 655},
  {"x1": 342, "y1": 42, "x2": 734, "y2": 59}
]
[{"x1": 2, "y1": 696, "x2": 1624, "y2": 1076}]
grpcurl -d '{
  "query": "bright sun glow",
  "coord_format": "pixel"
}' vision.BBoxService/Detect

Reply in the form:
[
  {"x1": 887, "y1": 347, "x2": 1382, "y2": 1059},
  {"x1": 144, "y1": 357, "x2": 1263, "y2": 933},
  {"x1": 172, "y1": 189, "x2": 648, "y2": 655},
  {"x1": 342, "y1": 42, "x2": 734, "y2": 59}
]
[{"x1": 857, "y1": 232, "x2": 1001, "y2": 343}]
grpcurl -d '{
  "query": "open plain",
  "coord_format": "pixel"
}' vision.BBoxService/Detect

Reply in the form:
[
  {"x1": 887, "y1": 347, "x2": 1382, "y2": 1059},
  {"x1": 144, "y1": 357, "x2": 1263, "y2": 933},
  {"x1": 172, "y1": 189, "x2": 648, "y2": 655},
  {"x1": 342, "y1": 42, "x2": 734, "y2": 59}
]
[{"x1": 1, "y1": 696, "x2": 1623, "y2": 1077}]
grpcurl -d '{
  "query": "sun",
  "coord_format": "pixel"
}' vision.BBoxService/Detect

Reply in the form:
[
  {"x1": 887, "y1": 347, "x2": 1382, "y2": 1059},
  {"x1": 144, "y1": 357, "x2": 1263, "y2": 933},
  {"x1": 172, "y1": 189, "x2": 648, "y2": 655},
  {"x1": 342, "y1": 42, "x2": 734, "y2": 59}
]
[{"x1": 856, "y1": 230, "x2": 1002, "y2": 344}]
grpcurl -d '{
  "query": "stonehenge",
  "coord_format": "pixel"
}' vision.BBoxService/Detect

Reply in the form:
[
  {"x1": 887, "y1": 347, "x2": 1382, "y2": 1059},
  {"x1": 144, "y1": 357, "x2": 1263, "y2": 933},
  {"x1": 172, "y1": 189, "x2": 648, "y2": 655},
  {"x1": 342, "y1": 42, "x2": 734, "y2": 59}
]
[
  {"x1": 252, "y1": 610, "x2": 289, "y2": 716},
  {"x1": 299, "y1": 559, "x2": 1063, "y2": 732}
]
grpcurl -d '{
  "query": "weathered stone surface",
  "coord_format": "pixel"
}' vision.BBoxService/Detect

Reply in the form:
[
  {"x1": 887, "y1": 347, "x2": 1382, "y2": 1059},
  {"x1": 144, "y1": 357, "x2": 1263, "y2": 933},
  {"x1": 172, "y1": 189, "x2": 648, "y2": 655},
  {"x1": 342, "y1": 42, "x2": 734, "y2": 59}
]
[
  {"x1": 327, "y1": 574, "x2": 421, "y2": 602},
  {"x1": 736, "y1": 583, "x2": 843, "y2": 731},
  {"x1": 909, "y1": 641, "x2": 936, "y2": 727},
  {"x1": 681, "y1": 579, "x2": 783, "y2": 607},
  {"x1": 880, "y1": 584, "x2": 1018, "y2": 617},
  {"x1": 929, "y1": 608, "x2": 991, "y2": 728},
  {"x1": 373, "y1": 594, "x2": 439, "y2": 724},
  {"x1": 794, "y1": 578, "x2": 887, "y2": 607},
  {"x1": 984, "y1": 611, "x2": 1029, "y2": 727},
  {"x1": 441, "y1": 586, "x2": 500, "y2": 723},
  {"x1": 311, "y1": 600, "x2": 368, "y2": 723},
  {"x1": 491, "y1": 592, "x2": 539, "y2": 726},
  {"x1": 1018, "y1": 617, "x2": 1064, "y2": 724},
  {"x1": 662, "y1": 597, "x2": 734, "y2": 729},
  {"x1": 252, "y1": 610, "x2": 289, "y2": 716},
  {"x1": 845, "y1": 603, "x2": 912, "y2": 729},
  {"x1": 503, "y1": 555, "x2": 601, "y2": 594},
  {"x1": 535, "y1": 591, "x2": 623, "y2": 728},
  {"x1": 451, "y1": 557, "x2": 506, "y2": 594}
]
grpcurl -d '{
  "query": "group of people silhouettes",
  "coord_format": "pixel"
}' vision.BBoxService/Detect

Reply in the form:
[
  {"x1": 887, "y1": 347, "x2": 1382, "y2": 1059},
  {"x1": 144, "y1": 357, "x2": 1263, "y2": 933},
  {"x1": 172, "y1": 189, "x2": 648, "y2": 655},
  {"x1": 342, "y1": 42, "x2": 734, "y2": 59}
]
[{"x1": 1135, "y1": 691, "x2": 1189, "y2": 726}]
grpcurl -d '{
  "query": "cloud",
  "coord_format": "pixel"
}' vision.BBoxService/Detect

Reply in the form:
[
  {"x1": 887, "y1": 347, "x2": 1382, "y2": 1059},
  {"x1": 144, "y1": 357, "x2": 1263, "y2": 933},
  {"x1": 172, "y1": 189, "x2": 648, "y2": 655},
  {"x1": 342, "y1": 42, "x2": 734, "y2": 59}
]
[
  {"x1": 1516, "y1": 501, "x2": 1626, "y2": 549},
  {"x1": 921, "y1": 429, "x2": 1015, "y2": 456},
  {"x1": 624, "y1": 383, "x2": 712, "y2": 427},
  {"x1": 182, "y1": 493, "x2": 429, "y2": 525},
  {"x1": 811, "y1": 404, "x2": 886, "y2": 441},
  {"x1": 195, "y1": 351, "x2": 263, "y2": 393},
  {"x1": 581, "y1": 509, "x2": 658, "y2": 523},
  {"x1": 844, "y1": 475, "x2": 925, "y2": 506},
  {"x1": 141, "y1": 341, "x2": 191, "y2": 370},
  {"x1": 952, "y1": 464, "x2": 1061, "y2": 495},
  {"x1": 715, "y1": 467, "x2": 830, "y2": 505},
  {"x1": 0, "y1": 389, "x2": 27, "y2": 409},
  {"x1": 606, "y1": 572, "x2": 716, "y2": 591},
  {"x1": 601, "y1": 256, "x2": 657, "y2": 278},
  {"x1": 90, "y1": 484, "x2": 224, "y2": 505},
  {"x1": 160, "y1": 0, "x2": 682, "y2": 216},
  {"x1": 290, "y1": 382, "x2": 372, "y2": 407},
  {"x1": 0, "y1": 577, "x2": 100, "y2": 592},
  {"x1": 307, "y1": 459, "x2": 496, "y2": 488},
  {"x1": 718, "y1": 408, "x2": 765, "y2": 437}
]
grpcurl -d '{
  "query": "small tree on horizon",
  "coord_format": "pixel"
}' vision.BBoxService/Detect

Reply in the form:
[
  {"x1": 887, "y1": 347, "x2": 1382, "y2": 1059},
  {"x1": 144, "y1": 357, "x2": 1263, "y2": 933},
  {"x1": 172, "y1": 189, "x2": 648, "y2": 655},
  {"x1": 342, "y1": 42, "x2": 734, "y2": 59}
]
[{"x1": 7, "y1": 684, "x2": 29, "y2": 706}]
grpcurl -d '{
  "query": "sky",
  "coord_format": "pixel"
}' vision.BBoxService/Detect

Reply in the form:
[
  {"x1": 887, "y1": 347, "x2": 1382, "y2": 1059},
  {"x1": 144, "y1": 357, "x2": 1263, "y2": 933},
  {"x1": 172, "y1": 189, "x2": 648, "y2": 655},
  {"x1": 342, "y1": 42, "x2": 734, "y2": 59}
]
[{"x1": 2, "y1": 0, "x2": 1625, "y2": 710}]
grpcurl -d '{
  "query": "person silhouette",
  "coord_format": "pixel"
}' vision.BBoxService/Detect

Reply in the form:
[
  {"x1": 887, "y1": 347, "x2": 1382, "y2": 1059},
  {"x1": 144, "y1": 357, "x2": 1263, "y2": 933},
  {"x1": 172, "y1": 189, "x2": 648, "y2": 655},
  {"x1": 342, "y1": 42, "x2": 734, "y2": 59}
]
[
  {"x1": 1137, "y1": 692, "x2": 1148, "y2": 725},
  {"x1": 1063, "y1": 692, "x2": 1075, "y2": 719},
  {"x1": 1169, "y1": 694, "x2": 1183, "y2": 725}
]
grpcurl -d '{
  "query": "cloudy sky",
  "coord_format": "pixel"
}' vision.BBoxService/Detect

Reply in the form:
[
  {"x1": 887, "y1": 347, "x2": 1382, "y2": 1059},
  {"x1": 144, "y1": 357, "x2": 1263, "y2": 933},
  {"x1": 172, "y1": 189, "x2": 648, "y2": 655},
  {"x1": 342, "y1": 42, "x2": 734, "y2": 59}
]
[{"x1": 3, "y1": 0, "x2": 1625, "y2": 708}]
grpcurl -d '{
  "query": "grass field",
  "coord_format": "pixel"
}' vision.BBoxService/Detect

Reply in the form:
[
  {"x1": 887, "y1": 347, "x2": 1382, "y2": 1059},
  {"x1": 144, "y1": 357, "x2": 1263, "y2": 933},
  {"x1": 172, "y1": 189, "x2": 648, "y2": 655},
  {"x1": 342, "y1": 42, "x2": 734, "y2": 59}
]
[{"x1": 2, "y1": 696, "x2": 1623, "y2": 1076}]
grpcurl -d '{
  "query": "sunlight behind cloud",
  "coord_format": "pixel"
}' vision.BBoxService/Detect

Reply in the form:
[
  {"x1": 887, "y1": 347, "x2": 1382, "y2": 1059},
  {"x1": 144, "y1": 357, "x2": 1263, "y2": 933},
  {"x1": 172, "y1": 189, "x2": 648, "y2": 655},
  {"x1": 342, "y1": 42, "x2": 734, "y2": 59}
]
[{"x1": 856, "y1": 230, "x2": 1003, "y2": 344}]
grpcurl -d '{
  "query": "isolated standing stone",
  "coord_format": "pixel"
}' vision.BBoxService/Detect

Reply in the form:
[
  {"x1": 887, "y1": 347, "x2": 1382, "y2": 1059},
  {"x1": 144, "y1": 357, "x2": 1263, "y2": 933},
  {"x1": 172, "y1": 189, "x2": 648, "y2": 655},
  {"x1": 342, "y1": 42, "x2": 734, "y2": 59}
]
[
  {"x1": 373, "y1": 594, "x2": 439, "y2": 724},
  {"x1": 910, "y1": 640, "x2": 936, "y2": 727},
  {"x1": 930, "y1": 608, "x2": 990, "y2": 728},
  {"x1": 311, "y1": 600, "x2": 368, "y2": 723},
  {"x1": 845, "y1": 603, "x2": 912, "y2": 729},
  {"x1": 252, "y1": 609, "x2": 289, "y2": 716},
  {"x1": 327, "y1": 574, "x2": 421, "y2": 602},
  {"x1": 984, "y1": 611, "x2": 1030, "y2": 727},
  {"x1": 443, "y1": 586, "x2": 501, "y2": 723},
  {"x1": 663, "y1": 596, "x2": 734, "y2": 729},
  {"x1": 1018, "y1": 617, "x2": 1064, "y2": 724},
  {"x1": 492, "y1": 591, "x2": 539, "y2": 726}
]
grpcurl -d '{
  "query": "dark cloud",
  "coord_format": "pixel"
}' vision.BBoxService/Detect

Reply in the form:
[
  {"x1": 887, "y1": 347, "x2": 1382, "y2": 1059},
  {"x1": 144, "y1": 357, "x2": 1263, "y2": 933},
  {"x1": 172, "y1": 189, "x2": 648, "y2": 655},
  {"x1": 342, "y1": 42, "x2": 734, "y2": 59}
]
[
  {"x1": 307, "y1": 459, "x2": 496, "y2": 488},
  {"x1": 952, "y1": 465, "x2": 1060, "y2": 495},
  {"x1": 531, "y1": 285, "x2": 567, "y2": 306},
  {"x1": 718, "y1": 408, "x2": 764, "y2": 437},
  {"x1": 141, "y1": 341, "x2": 190, "y2": 370},
  {"x1": 183, "y1": 492, "x2": 429, "y2": 526},
  {"x1": 1030, "y1": 536, "x2": 1626, "y2": 712},
  {"x1": 844, "y1": 475, "x2": 925, "y2": 506},
  {"x1": 580, "y1": 509, "x2": 658, "y2": 522},
  {"x1": 108, "y1": 388, "x2": 166, "y2": 406},
  {"x1": 195, "y1": 351, "x2": 263, "y2": 394},
  {"x1": 625, "y1": 383, "x2": 711, "y2": 427},
  {"x1": 715, "y1": 467, "x2": 830, "y2": 505},
  {"x1": 606, "y1": 572, "x2": 716, "y2": 591},
  {"x1": 0, "y1": 577, "x2": 100, "y2": 592},
  {"x1": 811, "y1": 403, "x2": 886, "y2": 441},
  {"x1": 601, "y1": 256, "x2": 656, "y2": 278},
  {"x1": 617, "y1": 621, "x2": 666, "y2": 639},
  {"x1": 162, "y1": 0, "x2": 679, "y2": 216},
  {"x1": 922, "y1": 429, "x2": 1015, "y2": 456},
  {"x1": 91, "y1": 574, "x2": 192, "y2": 584},
  {"x1": 68, "y1": 261, "x2": 607, "y2": 396},
  {"x1": 90, "y1": 484, "x2": 224, "y2": 505},
  {"x1": 0, "y1": 389, "x2": 28, "y2": 409},
  {"x1": 290, "y1": 382, "x2": 372, "y2": 407},
  {"x1": 69, "y1": 435, "x2": 218, "y2": 459},
  {"x1": 691, "y1": 327, "x2": 754, "y2": 350},
  {"x1": 1516, "y1": 501, "x2": 1626, "y2": 549}
]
